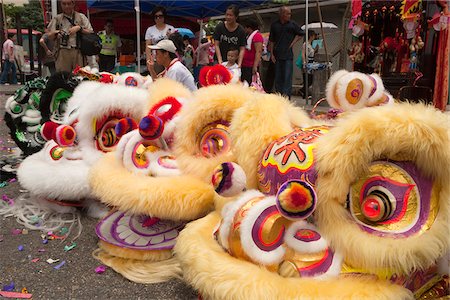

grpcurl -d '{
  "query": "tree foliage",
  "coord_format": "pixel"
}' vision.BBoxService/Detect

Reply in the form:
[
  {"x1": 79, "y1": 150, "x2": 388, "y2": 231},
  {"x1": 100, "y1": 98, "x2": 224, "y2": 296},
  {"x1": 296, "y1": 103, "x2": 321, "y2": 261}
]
[
  {"x1": 204, "y1": 20, "x2": 220, "y2": 36},
  {"x1": 4, "y1": 2, "x2": 44, "y2": 32}
]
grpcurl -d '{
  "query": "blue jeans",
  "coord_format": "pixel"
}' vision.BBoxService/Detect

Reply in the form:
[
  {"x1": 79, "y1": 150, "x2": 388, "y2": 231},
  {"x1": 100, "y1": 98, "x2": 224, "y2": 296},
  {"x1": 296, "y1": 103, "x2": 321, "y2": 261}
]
[
  {"x1": 0, "y1": 60, "x2": 17, "y2": 84},
  {"x1": 274, "y1": 59, "x2": 293, "y2": 98}
]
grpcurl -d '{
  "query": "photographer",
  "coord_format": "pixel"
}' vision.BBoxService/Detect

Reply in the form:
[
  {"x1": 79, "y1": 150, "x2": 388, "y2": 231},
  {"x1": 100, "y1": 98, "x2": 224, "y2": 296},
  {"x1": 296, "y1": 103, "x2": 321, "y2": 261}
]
[{"x1": 47, "y1": 0, "x2": 93, "y2": 72}]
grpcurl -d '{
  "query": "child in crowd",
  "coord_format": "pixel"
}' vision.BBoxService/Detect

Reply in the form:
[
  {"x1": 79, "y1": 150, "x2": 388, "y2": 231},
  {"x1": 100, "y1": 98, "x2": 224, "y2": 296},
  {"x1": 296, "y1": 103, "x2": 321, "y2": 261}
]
[{"x1": 221, "y1": 47, "x2": 241, "y2": 82}]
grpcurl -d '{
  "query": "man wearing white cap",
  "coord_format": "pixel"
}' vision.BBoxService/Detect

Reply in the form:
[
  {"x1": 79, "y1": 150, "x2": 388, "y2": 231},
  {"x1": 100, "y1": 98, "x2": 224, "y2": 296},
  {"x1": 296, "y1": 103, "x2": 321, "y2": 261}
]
[{"x1": 147, "y1": 39, "x2": 197, "y2": 91}]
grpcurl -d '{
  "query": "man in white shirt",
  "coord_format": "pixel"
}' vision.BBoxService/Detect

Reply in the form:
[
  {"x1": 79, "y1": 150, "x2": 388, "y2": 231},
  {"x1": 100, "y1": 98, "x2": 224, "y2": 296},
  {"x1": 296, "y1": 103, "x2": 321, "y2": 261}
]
[{"x1": 147, "y1": 39, "x2": 197, "y2": 92}]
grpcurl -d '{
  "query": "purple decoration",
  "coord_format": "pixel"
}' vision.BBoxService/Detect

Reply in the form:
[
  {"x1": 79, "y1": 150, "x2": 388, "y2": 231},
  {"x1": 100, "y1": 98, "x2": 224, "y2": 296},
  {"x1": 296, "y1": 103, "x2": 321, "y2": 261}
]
[
  {"x1": 257, "y1": 127, "x2": 328, "y2": 196},
  {"x1": 368, "y1": 75, "x2": 378, "y2": 97},
  {"x1": 214, "y1": 163, "x2": 234, "y2": 194},
  {"x1": 298, "y1": 249, "x2": 334, "y2": 277},
  {"x1": 18, "y1": 245, "x2": 24, "y2": 251},
  {"x1": 96, "y1": 211, "x2": 185, "y2": 251},
  {"x1": 350, "y1": 89, "x2": 360, "y2": 98},
  {"x1": 251, "y1": 205, "x2": 284, "y2": 252},
  {"x1": 294, "y1": 229, "x2": 321, "y2": 242}
]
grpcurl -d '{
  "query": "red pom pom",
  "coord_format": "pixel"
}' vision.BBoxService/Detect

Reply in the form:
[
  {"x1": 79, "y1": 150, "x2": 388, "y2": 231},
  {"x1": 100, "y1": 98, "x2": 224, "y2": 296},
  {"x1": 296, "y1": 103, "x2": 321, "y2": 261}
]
[
  {"x1": 149, "y1": 97, "x2": 182, "y2": 123},
  {"x1": 40, "y1": 121, "x2": 59, "y2": 141},
  {"x1": 206, "y1": 65, "x2": 232, "y2": 86},
  {"x1": 199, "y1": 66, "x2": 212, "y2": 87},
  {"x1": 55, "y1": 125, "x2": 76, "y2": 147},
  {"x1": 139, "y1": 115, "x2": 164, "y2": 140},
  {"x1": 115, "y1": 117, "x2": 138, "y2": 138}
]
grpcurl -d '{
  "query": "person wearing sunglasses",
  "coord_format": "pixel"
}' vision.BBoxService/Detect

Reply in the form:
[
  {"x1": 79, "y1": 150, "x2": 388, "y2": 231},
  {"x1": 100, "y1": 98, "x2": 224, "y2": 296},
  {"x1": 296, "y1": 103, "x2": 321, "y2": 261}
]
[{"x1": 145, "y1": 6, "x2": 175, "y2": 74}]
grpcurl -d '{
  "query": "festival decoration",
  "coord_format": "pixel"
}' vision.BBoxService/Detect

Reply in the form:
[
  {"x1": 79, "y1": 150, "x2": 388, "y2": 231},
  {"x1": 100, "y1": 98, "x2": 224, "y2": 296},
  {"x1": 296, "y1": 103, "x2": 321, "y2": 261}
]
[
  {"x1": 90, "y1": 79, "x2": 259, "y2": 283},
  {"x1": 6, "y1": 77, "x2": 149, "y2": 235},
  {"x1": 174, "y1": 71, "x2": 449, "y2": 299}
]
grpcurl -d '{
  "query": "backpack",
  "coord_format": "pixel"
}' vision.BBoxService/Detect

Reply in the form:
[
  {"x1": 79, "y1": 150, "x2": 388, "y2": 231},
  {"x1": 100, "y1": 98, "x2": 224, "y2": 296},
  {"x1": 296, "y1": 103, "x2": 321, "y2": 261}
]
[
  {"x1": 79, "y1": 32, "x2": 102, "y2": 56},
  {"x1": 63, "y1": 14, "x2": 102, "y2": 56}
]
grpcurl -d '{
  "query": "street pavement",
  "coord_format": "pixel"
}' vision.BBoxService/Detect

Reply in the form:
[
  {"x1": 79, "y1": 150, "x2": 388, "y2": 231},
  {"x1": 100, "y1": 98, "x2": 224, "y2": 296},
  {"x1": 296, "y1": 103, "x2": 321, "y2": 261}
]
[{"x1": 0, "y1": 85, "x2": 198, "y2": 300}]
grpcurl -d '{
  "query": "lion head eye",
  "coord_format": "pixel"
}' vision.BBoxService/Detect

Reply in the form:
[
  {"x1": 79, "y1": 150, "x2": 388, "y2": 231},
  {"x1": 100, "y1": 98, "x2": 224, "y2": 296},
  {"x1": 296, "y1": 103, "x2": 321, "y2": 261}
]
[
  {"x1": 348, "y1": 160, "x2": 439, "y2": 238},
  {"x1": 95, "y1": 118, "x2": 120, "y2": 152},
  {"x1": 198, "y1": 122, "x2": 231, "y2": 158},
  {"x1": 360, "y1": 190, "x2": 395, "y2": 223}
]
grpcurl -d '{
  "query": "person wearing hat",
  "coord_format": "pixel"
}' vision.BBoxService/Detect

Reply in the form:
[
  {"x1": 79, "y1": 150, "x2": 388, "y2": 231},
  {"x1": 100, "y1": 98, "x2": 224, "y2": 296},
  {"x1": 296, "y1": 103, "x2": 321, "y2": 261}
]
[{"x1": 147, "y1": 39, "x2": 197, "y2": 92}]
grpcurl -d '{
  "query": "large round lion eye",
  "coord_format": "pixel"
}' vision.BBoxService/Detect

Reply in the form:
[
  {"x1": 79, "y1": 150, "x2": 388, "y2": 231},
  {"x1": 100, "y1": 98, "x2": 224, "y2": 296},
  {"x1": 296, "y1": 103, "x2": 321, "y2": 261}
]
[
  {"x1": 199, "y1": 122, "x2": 231, "y2": 158},
  {"x1": 349, "y1": 160, "x2": 439, "y2": 238},
  {"x1": 96, "y1": 118, "x2": 120, "y2": 152}
]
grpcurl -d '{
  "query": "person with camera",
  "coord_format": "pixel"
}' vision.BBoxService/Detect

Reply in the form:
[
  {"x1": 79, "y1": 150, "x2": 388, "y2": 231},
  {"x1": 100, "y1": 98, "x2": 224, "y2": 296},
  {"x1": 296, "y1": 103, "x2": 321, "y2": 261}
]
[{"x1": 47, "y1": 0, "x2": 93, "y2": 72}]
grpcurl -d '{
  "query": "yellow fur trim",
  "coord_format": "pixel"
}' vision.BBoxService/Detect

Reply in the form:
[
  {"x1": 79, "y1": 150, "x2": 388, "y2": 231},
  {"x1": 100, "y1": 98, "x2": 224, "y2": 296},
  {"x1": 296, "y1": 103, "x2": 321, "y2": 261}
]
[
  {"x1": 89, "y1": 153, "x2": 215, "y2": 221},
  {"x1": 93, "y1": 242, "x2": 181, "y2": 284},
  {"x1": 174, "y1": 212, "x2": 413, "y2": 299},
  {"x1": 174, "y1": 84, "x2": 254, "y2": 182},
  {"x1": 230, "y1": 94, "x2": 314, "y2": 188},
  {"x1": 146, "y1": 77, "x2": 192, "y2": 112},
  {"x1": 315, "y1": 103, "x2": 450, "y2": 274}
]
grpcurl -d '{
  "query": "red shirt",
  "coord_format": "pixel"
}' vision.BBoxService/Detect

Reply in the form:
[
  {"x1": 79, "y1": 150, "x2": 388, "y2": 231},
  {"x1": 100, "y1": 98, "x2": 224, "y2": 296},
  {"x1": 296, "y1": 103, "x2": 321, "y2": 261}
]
[{"x1": 242, "y1": 31, "x2": 264, "y2": 68}]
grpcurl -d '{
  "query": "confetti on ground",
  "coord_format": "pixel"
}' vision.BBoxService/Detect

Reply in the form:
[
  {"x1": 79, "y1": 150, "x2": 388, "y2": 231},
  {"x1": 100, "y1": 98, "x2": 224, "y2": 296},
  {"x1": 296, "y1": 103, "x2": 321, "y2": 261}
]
[
  {"x1": 2, "y1": 282, "x2": 14, "y2": 291},
  {"x1": 64, "y1": 242, "x2": 77, "y2": 252},
  {"x1": 30, "y1": 216, "x2": 40, "y2": 224},
  {"x1": 0, "y1": 235, "x2": 3, "y2": 242},
  {"x1": 53, "y1": 260, "x2": 66, "y2": 270},
  {"x1": 11, "y1": 229, "x2": 22, "y2": 235},
  {"x1": 31, "y1": 258, "x2": 40, "y2": 263},
  {"x1": 95, "y1": 265, "x2": 107, "y2": 274},
  {"x1": 42, "y1": 239, "x2": 48, "y2": 244},
  {"x1": 48, "y1": 233, "x2": 65, "y2": 240},
  {"x1": 46, "y1": 258, "x2": 59, "y2": 264},
  {"x1": 21, "y1": 229, "x2": 28, "y2": 235},
  {"x1": 0, "y1": 290, "x2": 32, "y2": 299},
  {"x1": 8, "y1": 178, "x2": 17, "y2": 183},
  {"x1": 38, "y1": 248, "x2": 46, "y2": 252},
  {"x1": 0, "y1": 181, "x2": 8, "y2": 188},
  {"x1": 59, "y1": 227, "x2": 69, "y2": 235},
  {"x1": 18, "y1": 245, "x2": 24, "y2": 251},
  {"x1": 1, "y1": 194, "x2": 14, "y2": 205}
]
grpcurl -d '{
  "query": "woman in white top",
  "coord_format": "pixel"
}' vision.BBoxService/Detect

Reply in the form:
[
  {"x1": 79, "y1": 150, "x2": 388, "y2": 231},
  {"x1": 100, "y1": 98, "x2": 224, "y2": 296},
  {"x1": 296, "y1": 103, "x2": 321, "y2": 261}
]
[
  {"x1": 301, "y1": 29, "x2": 318, "y2": 98},
  {"x1": 145, "y1": 6, "x2": 175, "y2": 74}
]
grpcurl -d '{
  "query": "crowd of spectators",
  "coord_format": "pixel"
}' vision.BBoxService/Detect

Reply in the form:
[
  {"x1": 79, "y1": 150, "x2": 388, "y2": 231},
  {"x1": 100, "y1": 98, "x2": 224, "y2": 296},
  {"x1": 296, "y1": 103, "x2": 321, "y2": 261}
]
[{"x1": 2, "y1": 2, "x2": 307, "y2": 96}]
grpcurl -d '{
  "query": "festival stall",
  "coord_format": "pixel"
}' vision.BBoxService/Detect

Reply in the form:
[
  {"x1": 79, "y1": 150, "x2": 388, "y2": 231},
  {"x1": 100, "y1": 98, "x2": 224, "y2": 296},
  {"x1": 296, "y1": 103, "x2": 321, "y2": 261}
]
[{"x1": 348, "y1": 0, "x2": 449, "y2": 109}]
